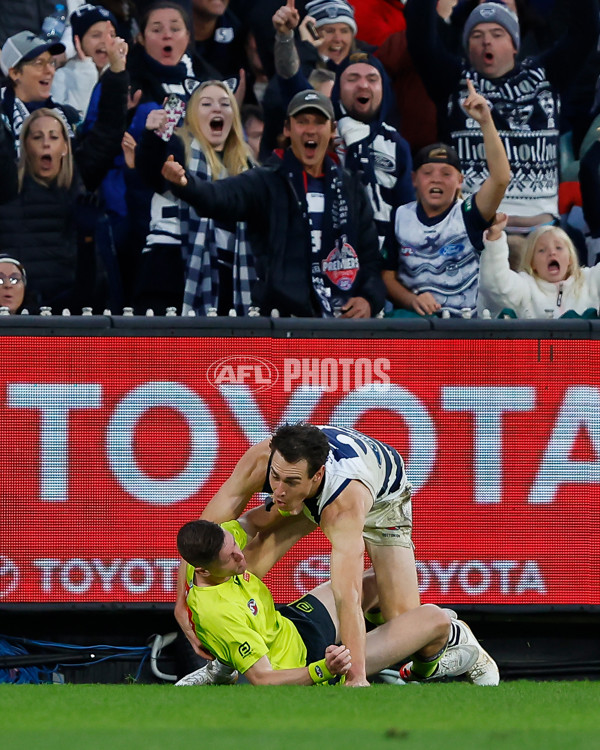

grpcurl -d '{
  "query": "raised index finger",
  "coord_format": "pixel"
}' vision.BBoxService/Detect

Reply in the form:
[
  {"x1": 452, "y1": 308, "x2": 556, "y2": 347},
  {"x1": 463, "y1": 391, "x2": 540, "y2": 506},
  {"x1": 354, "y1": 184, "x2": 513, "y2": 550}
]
[
  {"x1": 287, "y1": 0, "x2": 295, "y2": 8},
  {"x1": 466, "y1": 78, "x2": 477, "y2": 96}
]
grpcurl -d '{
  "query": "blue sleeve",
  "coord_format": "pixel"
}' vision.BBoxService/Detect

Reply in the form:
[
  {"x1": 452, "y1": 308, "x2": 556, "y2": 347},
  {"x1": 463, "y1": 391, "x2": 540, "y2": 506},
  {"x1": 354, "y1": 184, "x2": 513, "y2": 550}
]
[
  {"x1": 129, "y1": 102, "x2": 163, "y2": 142},
  {"x1": 393, "y1": 136, "x2": 415, "y2": 206},
  {"x1": 463, "y1": 195, "x2": 492, "y2": 252},
  {"x1": 81, "y1": 81, "x2": 101, "y2": 134}
]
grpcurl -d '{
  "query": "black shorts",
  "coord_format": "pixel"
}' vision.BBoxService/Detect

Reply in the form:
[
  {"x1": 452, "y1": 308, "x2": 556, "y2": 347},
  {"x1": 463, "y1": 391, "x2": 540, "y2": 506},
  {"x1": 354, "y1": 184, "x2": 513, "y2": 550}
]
[{"x1": 278, "y1": 594, "x2": 337, "y2": 664}]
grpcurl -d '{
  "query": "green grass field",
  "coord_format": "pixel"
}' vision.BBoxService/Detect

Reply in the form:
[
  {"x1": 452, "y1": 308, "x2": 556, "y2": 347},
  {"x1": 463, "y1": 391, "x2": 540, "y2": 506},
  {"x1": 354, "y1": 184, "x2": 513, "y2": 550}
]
[{"x1": 1, "y1": 682, "x2": 599, "y2": 750}]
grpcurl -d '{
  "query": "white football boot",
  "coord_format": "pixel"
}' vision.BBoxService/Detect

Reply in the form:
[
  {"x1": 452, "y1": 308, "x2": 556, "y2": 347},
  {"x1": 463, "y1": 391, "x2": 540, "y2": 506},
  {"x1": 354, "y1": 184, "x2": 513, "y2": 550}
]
[
  {"x1": 175, "y1": 658, "x2": 238, "y2": 686},
  {"x1": 455, "y1": 620, "x2": 500, "y2": 686},
  {"x1": 397, "y1": 643, "x2": 479, "y2": 682}
]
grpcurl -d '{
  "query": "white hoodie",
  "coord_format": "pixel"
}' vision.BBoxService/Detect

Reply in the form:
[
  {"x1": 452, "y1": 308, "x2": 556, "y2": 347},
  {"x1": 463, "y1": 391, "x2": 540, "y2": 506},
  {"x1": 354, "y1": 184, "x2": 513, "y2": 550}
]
[{"x1": 478, "y1": 231, "x2": 600, "y2": 318}]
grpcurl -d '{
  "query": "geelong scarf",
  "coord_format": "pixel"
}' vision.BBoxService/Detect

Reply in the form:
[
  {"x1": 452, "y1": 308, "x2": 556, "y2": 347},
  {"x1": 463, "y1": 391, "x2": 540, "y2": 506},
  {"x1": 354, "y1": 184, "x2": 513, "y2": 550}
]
[
  {"x1": 180, "y1": 139, "x2": 255, "y2": 315},
  {"x1": 281, "y1": 148, "x2": 354, "y2": 315}
]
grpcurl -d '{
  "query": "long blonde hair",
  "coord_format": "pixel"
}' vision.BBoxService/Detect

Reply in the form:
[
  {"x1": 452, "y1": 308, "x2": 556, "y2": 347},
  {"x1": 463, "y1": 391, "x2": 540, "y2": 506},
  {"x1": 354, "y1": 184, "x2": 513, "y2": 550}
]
[
  {"x1": 18, "y1": 108, "x2": 73, "y2": 190},
  {"x1": 521, "y1": 225, "x2": 583, "y2": 285},
  {"x1": 178, "y1": 80, "x2": 251, "y2": 180}
]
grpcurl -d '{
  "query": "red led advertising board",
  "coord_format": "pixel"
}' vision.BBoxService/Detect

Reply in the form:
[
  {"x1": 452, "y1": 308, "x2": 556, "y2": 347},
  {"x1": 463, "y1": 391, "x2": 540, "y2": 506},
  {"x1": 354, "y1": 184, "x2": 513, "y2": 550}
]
[{"x1": 1, "y1": 336, "x2": 599, "y2": 607}]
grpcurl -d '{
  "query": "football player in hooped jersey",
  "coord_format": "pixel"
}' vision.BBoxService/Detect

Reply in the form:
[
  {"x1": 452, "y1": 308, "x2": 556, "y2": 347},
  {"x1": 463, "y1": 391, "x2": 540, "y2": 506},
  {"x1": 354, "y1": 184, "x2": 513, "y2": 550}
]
[
  {"x1": 174, "y1": 423, "x2": 500, "y2": 687},
  {"x1": 383, "y1": 79, "x2": 510, "y2": 317}
]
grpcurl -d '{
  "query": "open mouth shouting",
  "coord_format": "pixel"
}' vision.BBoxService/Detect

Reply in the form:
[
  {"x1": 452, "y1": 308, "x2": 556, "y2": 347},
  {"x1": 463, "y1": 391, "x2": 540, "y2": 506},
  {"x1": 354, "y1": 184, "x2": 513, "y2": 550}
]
[
  {"x1": 351, "y1": 93, "x2": 374, "y2": 118},
  {"x1": 36, "y1": 152, "x2": 61, "y2": 179},
  {"x1": 544, "y1": 258, "x2": 565, "y2": 280},
  {"x1": 196, "y1": 85, "x2": 235, "y2": 147},
  {"x1": 162, "y1": 44, "x2": 173, "y2": 58},
  {"x1": 303, "y1": 139, "x2": 319, "y2": 158},
  {"x1": 427, "y1": 186, "x2": 447, "y2": 202},
  {"x1": 532, "y1": 233, "x2": 571, "y2": 283},
  {"x1": 210, "y1": 116, "x2": 224, "y2": 136}
]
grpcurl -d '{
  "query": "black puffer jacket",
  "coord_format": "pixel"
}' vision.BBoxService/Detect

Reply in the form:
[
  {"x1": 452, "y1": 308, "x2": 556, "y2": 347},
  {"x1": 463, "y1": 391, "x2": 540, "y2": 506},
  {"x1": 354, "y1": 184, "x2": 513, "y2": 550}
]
[
  {"x1": 0, "y1": 70, "x2": 129, "y2": 310},
  {"x1": 172, "y1": 150, "x2": 386, "y2": 317}
]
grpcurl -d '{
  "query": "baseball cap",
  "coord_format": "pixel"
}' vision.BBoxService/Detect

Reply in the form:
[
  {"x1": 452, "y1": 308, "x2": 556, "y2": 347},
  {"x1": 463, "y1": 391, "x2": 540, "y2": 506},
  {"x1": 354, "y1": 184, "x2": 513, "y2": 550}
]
[
  {"x1": 287, "y1": 89, "x2": 335, "y2": 120},
  {"x1": 1, "y1": 31, "x2": 65, "y2": 76},
  {"x1": 413, "y1": 143, "x2": 462, "y2": 172}
]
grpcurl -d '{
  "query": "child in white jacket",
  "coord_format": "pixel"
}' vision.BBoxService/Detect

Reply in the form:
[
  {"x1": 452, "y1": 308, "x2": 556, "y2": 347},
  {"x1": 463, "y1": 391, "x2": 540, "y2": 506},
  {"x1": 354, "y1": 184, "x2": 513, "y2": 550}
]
[
  {"x1": 52, "y1": 4, "x2": 117, "y2": 118},
  {"x1": 479, "y1": 213, "x2": 600, "y2": 318}
]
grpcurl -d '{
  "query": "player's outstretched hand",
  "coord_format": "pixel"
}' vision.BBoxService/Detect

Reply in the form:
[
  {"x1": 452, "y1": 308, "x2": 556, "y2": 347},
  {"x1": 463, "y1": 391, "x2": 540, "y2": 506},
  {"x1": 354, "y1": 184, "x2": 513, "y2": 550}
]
[
  {"x1": 462, "y1": 78, "x2": 492, "y2": 126},
  {"x1": 162, "y1": 154, "x2": 188, "y2": 186},
  {"x1": 325, "y1": 643, "x2": 352, "y2": 676}
]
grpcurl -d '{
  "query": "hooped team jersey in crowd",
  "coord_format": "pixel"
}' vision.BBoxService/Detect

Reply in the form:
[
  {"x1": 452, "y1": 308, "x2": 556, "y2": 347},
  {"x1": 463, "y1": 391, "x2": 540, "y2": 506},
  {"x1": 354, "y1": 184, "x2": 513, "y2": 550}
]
[
  {"x1": 185, "y1": 521, "x2": 307, "y2": 673},
  {"x1": 391, "y1": 197, "x2": 488, "y2": 316}
]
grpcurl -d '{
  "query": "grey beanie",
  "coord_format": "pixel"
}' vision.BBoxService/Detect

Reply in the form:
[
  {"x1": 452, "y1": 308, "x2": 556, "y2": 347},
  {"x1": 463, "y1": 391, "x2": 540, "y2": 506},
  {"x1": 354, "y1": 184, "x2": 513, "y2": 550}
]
[
  {"x1": 305, "y1": 0, "x2": 357, "y2": 35},
  {"x1": 462, "y1": 2, "x2": 520, "y2": 52}
]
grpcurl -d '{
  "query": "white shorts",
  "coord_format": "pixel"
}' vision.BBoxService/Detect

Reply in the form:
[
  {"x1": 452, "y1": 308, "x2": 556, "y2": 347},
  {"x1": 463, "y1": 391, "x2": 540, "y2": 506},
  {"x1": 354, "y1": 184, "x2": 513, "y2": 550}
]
[{"x1": 362, "y1": 483, "x2": 413, "y2": 548}]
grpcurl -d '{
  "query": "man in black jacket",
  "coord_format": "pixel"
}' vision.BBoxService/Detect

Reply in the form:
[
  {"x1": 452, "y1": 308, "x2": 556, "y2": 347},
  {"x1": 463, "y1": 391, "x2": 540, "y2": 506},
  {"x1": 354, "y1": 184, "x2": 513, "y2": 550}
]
[{"x1": 162, "y1": 88, "x2": 386, "y2": 317}]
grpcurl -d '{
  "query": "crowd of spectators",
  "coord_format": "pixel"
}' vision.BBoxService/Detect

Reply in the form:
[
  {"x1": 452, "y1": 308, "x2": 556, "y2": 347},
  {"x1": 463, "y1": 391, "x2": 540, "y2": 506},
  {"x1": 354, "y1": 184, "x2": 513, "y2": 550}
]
[{"x1": 0, "y1": 0, "x2": 599, "y2": 319}]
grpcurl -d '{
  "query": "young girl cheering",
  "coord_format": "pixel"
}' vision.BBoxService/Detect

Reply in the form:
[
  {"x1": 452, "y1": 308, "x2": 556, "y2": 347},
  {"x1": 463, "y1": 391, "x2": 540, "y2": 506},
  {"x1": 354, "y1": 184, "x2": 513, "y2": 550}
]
[
  {"x1": 136, "y1": 79, "x2": 255, "y2": 315},
  {"x1": 479, "y1": 214, "x2": 600, "y2": 319}
]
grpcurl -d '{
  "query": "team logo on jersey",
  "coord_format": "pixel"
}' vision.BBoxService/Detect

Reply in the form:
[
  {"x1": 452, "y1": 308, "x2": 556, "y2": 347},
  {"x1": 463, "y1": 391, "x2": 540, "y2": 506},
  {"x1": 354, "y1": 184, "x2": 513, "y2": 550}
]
[
  {"x1": 238, "y1": 642, "x2": 251, "y2": 657},
  {"x1": 400, "y1": 245, "x2": 415, "y2": 256},
  {"x1": 373, "y1": 153, "x2": 395, "y2": 172},
  {"x1": 322, "y1": 241, "x2": 359, "y2": 290},
  {"x1": 247, "y1": 598, "x2": 259, "y2": 615},
  {"x1": 215, "y1": 27, "x2": 234, "y2": 43},
  {"x1": 295, "y1": 600, "x2": 314, "y2": 613},
  {"x1": 243, "y1": 571, "x2": 250, "y2": 582},
  {"x1": 439, "y1": 243, "x2": 465, "y2": 257}
]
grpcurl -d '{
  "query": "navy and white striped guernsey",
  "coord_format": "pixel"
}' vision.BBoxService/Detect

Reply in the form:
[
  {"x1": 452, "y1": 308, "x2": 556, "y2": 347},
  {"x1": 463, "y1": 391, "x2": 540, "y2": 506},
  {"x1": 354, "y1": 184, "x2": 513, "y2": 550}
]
[{"x1": 264, "y1": 425, "x2": 408, "y2": 525}]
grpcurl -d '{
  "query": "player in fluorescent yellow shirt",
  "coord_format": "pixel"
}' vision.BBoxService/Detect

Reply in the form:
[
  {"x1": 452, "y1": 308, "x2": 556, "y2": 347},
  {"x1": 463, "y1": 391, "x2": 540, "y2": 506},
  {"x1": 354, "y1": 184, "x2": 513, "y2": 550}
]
[
  {"x1": 185, "y1": 521, "x2": 312, "y2": 675},
  {"x1": 176, "y1": 519, "x2": 480, "y2": 686}
]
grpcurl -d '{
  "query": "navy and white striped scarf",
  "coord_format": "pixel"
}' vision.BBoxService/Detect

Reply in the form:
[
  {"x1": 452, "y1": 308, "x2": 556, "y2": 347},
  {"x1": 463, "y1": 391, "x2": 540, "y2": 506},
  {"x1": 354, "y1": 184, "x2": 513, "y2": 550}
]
[
  {"x1": 1, "y1": 87, "x2": 76, "y2": 154},
  {"x1": 179, "y1": 139, "x2": 255, "y2": 315}
]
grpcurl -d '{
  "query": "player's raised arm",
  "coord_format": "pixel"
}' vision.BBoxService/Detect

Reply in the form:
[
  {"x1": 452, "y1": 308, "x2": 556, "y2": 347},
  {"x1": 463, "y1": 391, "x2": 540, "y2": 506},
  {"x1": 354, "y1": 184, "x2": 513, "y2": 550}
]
[{"x1": 201, "y1": 440, "x2": 272, "y2": 522}]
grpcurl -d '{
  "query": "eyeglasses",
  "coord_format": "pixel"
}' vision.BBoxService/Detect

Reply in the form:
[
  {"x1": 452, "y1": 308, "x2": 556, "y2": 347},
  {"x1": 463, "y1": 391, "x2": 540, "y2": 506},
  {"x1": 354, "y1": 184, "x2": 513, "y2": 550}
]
[
  {"x1": 24, "y1": 57, "x2": 57, "y2": 70},
  {"x1": 0, "y1": 273, "x2": 24, "y2": 286}
]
